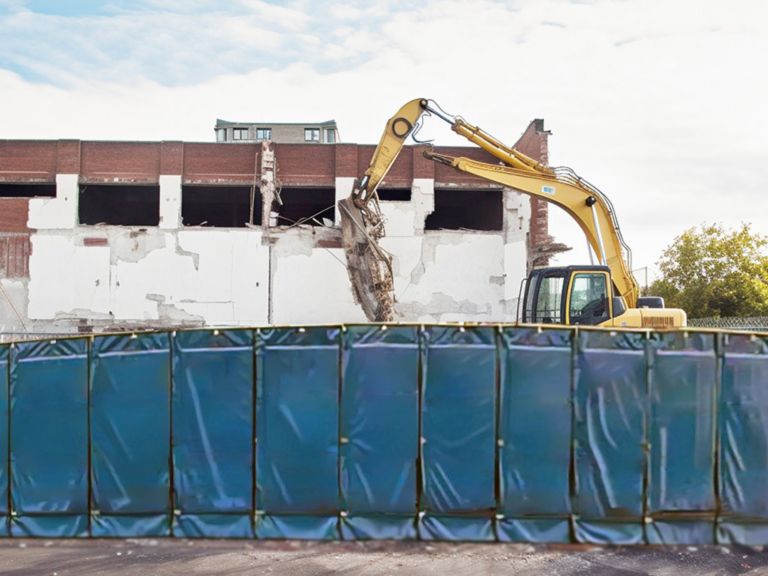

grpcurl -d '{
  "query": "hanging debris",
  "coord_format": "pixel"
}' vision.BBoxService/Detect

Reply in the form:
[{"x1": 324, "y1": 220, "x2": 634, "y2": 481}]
[
  {"x1": 338, "y1": 99, "x2": 427, "y2": 322},
  {"x1": 259, "y1": 141, "x2": 281, "y2": 230},
  {"x1": 338, "y1": 194, "x2": 394, "y2": 322}
]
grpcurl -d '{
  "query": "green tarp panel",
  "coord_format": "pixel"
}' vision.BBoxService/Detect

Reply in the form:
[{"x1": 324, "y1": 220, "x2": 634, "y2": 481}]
[
  {"x1": 339, "y1": 326, "x2": 419, "y2": 540},
  {"x1": 0, "y1": 345, "x2": 8, "y2": 536},
  {"x1": 256, "y1": 328, "x2": 340, "y2": 539},
  {"x1": 719, "y1": 334, "x2": 768, "y2": 545},
  {"x1": 10, "y1": 339, "x2": 89, "y2": 537},
  {"x1": 574, "y1": 331, "x2": 646, "y2": 544},
  {"x1": 646, "y1": 333, "x2": 717, "y2": 545},
  {"x1": 420, "y1": 326, "x2": 496, "y2": 541},
  {"x1": 91, "y1": 333, "x2": 171, "y2": 537},
  {"x1": 172, "y1": 329, "x2": 254, "y2": 538},
  {"x1": 499, "y1": 328, "x2": 572, "y2": 543}
]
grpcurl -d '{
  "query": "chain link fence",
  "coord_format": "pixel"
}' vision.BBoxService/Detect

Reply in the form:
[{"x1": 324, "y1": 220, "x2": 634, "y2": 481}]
[{"x1": 688, "y1": 317, "x2": 768, "y2": 331}]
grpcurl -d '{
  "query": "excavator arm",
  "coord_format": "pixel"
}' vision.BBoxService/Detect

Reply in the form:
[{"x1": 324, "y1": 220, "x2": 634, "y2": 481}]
[
  {"x1": 424, "y1": 151, "x2": 640, "y2": 307},
  {"x1": 340, "y1": 98, "x2": 640, "y2": 321}
]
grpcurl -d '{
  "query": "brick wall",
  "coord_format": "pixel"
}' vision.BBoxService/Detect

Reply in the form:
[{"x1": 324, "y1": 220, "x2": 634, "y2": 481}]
[{"x1": 511, "y1": 119, "x2": 553, "y2": 269}]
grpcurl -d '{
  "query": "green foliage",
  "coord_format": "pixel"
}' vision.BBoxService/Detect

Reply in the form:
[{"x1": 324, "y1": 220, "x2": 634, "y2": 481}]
[{"x1": 649, "y1": 224, "x2": 768, "y2": 319}]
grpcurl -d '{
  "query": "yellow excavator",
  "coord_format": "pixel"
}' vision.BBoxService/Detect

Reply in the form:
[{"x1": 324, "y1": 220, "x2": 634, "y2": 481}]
[{"x1": 338, "y1": 98, "x2": 686, "y2": 328}]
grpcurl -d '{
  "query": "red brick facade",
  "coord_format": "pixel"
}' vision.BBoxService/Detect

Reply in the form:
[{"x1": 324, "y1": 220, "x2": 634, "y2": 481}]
[
  {"x1": 1, "y1": 140, "x2": 520, "y2": 187},
  {"x1": 511, "y1": 119, "x2": 552, "y2": 269}
]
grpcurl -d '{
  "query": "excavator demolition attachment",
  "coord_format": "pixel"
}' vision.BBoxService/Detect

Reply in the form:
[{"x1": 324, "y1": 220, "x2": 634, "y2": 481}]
[
  {"x1": 338, "y1": 99, "x2": 427, "y2": 321},
  {"x1": 337, "y1": 195, "x2": 394, "y2": 321}
]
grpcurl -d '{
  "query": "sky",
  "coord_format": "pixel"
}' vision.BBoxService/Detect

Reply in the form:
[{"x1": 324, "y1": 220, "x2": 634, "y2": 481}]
[{"x1": 1, "y1": 0, "x2": 767, "y2": 282}]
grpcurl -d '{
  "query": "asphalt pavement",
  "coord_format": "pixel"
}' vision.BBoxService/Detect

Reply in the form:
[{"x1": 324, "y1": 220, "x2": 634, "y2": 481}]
[{"x1": 1, "y1": 539, "x2": 768, "y2": 575}]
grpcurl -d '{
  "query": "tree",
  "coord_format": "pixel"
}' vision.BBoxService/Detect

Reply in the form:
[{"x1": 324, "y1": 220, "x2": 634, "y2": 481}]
[{"x1": 649, "y1": 224, "x2": 768, "y2": 318}]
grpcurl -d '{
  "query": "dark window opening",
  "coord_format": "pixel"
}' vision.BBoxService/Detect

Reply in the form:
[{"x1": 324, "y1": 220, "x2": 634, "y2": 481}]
[
  {"x1": 0, "y1": 183, "x2": 56, "y2": 197},
  {"x1": 377, "y1": 188, "x2": 411, "y2": 201},
  {"x1": 79, "y1": 184, "x2": 159, "y2": 226},
  {"x1": 182, "y1": 185, "x2": 260, "y2": 227},
  {"x1": 277, "y1": 187, "x2": 335, "y2": 226},
  {"x1": 425, "y1": 188, "x2": 502, "y2": 231}
]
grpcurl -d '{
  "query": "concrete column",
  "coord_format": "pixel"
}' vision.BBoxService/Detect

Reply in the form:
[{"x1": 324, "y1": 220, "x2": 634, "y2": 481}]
[
  {"x1": 502, "y1": 189, "x2": 531, "y2": 319},
  {"x1": 28, "y1": 173, "x2": 79, "y2": 230},
  {"x1": 159, "y1": 175, "x2": 182, "y2": 229},
  {"x1": 411, "y1": 178, "x2": 435, "y2": 233},
  {"x1": 334, "y1": 177, "x2": 355, "y2": 225}
]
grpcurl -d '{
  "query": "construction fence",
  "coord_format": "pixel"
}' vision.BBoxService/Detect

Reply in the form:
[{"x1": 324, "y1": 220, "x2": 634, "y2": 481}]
[{"x1": 0, "y1": 325, "x2": 767, "y2": 544}]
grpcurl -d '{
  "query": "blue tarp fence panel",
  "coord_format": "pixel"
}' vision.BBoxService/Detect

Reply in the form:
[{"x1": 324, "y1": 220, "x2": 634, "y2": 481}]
[
  {"x1": 91, "y1": 333, "x2": 171, "y2": 537},
  {"x1": 574, "y1": 331, "x2": 647, "y2": 544},
  {"x1": 10, "y1": 339, "x2": 89, "y2": 537},
  {"x1": 719, "y1": 334, "x2": 768, "y2": 545},
  {"x1": 421, "y1": 326, "x2": 496, "y2": 541},
  {"x1": 499, "y1": 328, "x2": 572, "y2": 543},
  {"x1": 2, "y1": 326, "x2": 768, "y2": 543},
  {"x1": 173, "y1": 329, "x2": 254, "y2": 538},
  {"x1": 340, "y1": 326, "x2": 419, "y2": 540},
  {"x1": 256, "y1": 328, "x2": 340, "y2": 539},
  {"x1": 646, "y1": 333, "x2": 717, "y2": 545}
]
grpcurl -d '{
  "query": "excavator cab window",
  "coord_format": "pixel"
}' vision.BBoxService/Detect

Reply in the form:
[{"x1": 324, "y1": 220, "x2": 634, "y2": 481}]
[
  {"x1": 567, "y1": 272, "x2": 610, "y2": 325},
  {"x1": 536, "y1": 275, "x2": 565, "y2": 324}
]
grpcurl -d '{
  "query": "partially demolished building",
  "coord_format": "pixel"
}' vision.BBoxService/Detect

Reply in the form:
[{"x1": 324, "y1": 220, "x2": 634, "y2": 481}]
[{"x1": 0, "y1": 120, "x2": 556, "y2": 336}]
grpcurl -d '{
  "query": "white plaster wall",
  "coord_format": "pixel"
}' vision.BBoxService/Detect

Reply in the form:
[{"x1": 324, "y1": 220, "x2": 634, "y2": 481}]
[
  {"x1": 271, "y1": 248, "x2": 368, "y2": 325},
  {"x1": 387, "y1": 233, "x2": 507, "y2": 322},
  {"x1": 28, "y1": 229, "x2": 270, "y2": 325},
  {"x1": 28, "y1": 233, "x2": 79, "y2": 318},
  {"x1": 379, "y1": 201, "x2": 414, "y2": 237},
  {"x1": 28, "y1": 174, "x2": 78, "y2": 229},
  {"x1": 20, "y1": 173, "x2": 530, "y2": 329}
]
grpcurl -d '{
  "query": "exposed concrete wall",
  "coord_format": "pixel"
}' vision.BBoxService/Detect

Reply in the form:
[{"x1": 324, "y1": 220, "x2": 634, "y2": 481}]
[{"x1": 26, "y1": 228, "x2": 270, "y2": 328}]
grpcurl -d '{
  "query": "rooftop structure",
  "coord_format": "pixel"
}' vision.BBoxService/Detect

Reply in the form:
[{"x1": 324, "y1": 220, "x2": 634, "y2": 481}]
[{"x1": 214, "y1": 119, "x2": 339, "y2": 144}]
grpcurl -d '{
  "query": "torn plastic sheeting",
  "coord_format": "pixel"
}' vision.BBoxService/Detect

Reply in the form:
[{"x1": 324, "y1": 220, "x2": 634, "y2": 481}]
[
  {"x1": 340, "y1": 326, "x2": 418, "y2": 539},
  {"x1": 647, "y1": 333, "x2": 716, "y2": 522},
  {"x1": 421, "y1": 326, "x2": 496, "y2": 537},
  {"x1": 91, "y1": 333, "x2": 171, "y2": 537},
  {"x1": 574, "y1": 331, "x2": 646, "y2": 541},
  {"x1": 256, "y1": 327, "x2": 340, "y2": 536},
  {"x1": 173, "y1": 330, "x2": 254, "y2": 538},
  {"x1": 10, "y1": 339, "x2": 89, "y2": 537},
  {"x1": 0, "y1": 345, "x2": 7, "y2": 535},
  {"x1": 499, "y1": 328, "x2": 572, "y2": 523},
  {"x1": 721, "y1": 334, "x2": 768, "y2": 525}
]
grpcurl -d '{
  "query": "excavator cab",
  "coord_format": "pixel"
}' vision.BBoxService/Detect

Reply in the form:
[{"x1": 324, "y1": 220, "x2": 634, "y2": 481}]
[{"x1": 522, "y1": 265, "x2": 619, "y2": 326}]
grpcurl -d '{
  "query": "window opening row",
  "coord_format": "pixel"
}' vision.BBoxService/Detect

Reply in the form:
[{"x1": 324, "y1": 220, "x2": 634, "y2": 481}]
[{"x1": 0, "y1": 183, "x2": 504, "y2": 231}]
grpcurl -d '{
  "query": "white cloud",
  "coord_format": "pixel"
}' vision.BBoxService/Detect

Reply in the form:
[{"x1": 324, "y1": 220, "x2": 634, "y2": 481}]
[{"x1": 0, "y1": 0, "x2": 766, "y2": 275}]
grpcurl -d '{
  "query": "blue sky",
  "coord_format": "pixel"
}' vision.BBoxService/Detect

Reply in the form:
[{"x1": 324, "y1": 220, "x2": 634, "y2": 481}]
[{"x1": 0, "y1": 0, "x2": 766, "y2": 273}]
